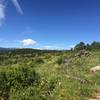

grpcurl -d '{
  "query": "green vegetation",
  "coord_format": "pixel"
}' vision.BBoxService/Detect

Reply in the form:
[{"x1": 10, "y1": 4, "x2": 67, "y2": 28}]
[{"x1": 0, "y1": 42, "x2": 100, "y2": 100}]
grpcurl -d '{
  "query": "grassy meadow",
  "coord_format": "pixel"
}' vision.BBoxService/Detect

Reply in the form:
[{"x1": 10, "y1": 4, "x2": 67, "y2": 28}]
[{"x1": 0, "y1": 42, "x2": 100, "y2": 100}]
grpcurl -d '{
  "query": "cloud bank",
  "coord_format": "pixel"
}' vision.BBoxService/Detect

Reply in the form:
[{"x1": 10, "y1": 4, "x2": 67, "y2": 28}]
[{"x1": 22, "y1": 39, "x2": 37, "y2": 46}]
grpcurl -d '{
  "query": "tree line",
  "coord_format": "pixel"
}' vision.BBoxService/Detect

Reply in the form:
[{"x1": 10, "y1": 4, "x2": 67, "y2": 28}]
[{"x1": 74, "y1": 41, "x2": 100, "y2": 51}]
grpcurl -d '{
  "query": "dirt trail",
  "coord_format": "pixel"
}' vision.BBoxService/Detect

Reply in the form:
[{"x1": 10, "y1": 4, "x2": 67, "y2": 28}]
[{"x1": 88, "y1": 93, "x2": 100, "y2": 100}]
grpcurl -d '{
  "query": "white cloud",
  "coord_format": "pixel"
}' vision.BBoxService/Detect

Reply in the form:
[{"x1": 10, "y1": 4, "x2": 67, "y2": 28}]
[
  {"x1": 42, "y1": 45, "x2": 52, "y2": 49},
  {"x1": 22, "y1": 39, "x2": 37, "y2": 46},
  {"x1": 11, "y1": 0, "x2": 23, "y2": 14},
  {"x1": 0, "y1": 0, "x2": 23, "y2": 26},
  {"x1": 68, "y1": 45, "x2": 75, "y2": 49},
  {"x1": 42, "y1": 46, "x2": 62, "y2": 50},
  {"x1": 0, "y1": 3, "x2": 5, "y2": 26},
  {"x1": 41, "y1": 45, "x2": 76, "y2": 50}
]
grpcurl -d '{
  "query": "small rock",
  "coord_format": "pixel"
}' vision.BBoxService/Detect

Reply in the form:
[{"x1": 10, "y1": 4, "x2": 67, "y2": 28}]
[{"x1": 90, "y1": 66, "x2": 100, "y2": 72}]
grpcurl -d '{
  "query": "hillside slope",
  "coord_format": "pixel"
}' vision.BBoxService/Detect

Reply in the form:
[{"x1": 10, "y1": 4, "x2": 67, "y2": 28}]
[{"x1": 0, "y1": 50, "x2": 100, "y2": 100}]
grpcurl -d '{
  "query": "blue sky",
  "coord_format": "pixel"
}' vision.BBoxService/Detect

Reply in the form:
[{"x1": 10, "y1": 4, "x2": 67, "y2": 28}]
[{"x1": 0, "y1": 0, "x2": 100, "y2": 49}]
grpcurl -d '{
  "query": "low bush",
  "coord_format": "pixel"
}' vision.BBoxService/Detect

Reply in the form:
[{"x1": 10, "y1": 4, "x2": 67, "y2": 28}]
[
  {"x1": 0, "y1": 66, "x2": 40, "y2": 99},
  {"x1": 34, "y1": 57, "x2": 44, "y2": 64},
  {"x1": 56, "y1": 57, "x2": 63, "y2": 65}
]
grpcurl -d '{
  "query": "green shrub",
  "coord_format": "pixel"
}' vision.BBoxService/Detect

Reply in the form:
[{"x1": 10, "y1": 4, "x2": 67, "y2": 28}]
[
  {"x1": 34, "y1": 57, "x2": 44, "y2": 64},
  {"x1": 56, "y1": 57, "x2": 63, "y2": 65},
  {"x1": 44, "y1": 54, "x2": 51, "y2": 59},
  {"x1": 0, "y1": 66, "x2": 40, "y2": 99},
  {"x1": 9, "y1": 76, "x2": 59, "y2": 100},
  {"x1": 9, "y1": 86, "x2": 42, "y2": 100}
]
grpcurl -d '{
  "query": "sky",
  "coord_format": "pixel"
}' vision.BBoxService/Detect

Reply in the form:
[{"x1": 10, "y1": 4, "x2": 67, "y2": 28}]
[{"x1": 0, "y1": 0, "x2": 100, "y2": 49}]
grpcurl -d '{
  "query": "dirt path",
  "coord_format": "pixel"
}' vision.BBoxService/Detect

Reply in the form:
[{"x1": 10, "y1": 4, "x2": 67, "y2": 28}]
[{"x1": 88, "y1": 93, "x2": 100, "y2": 100}]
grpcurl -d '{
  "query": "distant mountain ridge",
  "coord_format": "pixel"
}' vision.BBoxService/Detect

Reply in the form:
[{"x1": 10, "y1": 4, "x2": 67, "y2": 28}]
[{"x1": 0, "y1": 47, "x2": 15, "y2": 51}]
